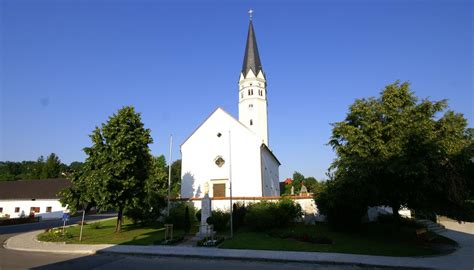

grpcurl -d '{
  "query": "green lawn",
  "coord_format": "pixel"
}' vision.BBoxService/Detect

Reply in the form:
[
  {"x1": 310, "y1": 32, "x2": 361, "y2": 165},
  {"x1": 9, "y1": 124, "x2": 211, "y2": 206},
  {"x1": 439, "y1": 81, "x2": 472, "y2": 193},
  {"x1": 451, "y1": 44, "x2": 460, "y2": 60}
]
[
  {"x1": 220, "y1": 222, "x2": 457, "y2": 257},
  {"x1": 38, "y1": 218, "x2": 186, "y2": 245}
]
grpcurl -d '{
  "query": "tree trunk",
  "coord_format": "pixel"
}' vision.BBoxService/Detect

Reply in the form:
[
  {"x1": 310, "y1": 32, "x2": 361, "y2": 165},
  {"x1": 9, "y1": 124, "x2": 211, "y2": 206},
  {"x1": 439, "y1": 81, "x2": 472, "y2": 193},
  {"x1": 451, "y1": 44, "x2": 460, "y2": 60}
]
[{"x1": 116, "y1": 208, "x2": 123, "y2": 233}]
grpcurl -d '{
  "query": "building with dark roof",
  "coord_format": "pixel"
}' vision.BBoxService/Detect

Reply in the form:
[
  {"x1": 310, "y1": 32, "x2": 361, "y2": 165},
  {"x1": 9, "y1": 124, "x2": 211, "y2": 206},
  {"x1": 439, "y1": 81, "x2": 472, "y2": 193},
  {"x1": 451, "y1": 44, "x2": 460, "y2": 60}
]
[{"x1": 0, "y1": 179, "x2": 71, "y2": 220}]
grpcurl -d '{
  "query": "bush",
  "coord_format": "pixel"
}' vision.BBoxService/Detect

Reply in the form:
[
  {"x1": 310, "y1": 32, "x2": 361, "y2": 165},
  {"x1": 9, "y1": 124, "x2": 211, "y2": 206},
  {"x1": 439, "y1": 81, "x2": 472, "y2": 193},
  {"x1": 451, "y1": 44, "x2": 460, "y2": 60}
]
[
  {"x1": 184, "y1": 206, "x2": 191, "y2": 233},
  {"x1": 315, "y1": 179, "x2": 368, "y2": 231},
  {"x1": 245, "y1": 199, "x2": 302, "y2": 231},
  {"x1": 206, "y1": 210, "x2": 230, "y2": 232},
  {"x1": 232, "y1": 202, "x2": 246, "y2": 231},
  {"x1": 165, "y1": 201, "x2": 196, "y2": 230},
  {"x1": 91, "y1": 221, "x2": 102, "y2": 229},
  {"x1": 38, "y1": 228, "x2": 73, "y2": 242}
]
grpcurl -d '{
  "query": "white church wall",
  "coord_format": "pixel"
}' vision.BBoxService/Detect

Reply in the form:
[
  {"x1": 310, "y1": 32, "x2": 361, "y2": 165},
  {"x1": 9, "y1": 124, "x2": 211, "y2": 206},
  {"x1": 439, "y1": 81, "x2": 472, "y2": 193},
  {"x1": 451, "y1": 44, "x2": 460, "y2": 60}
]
[
  {"x1": 0, "y1": 199, "x2": 67, "y2": 220},
  {"x1": 181, "y1": 108, "x2": 264, "y2": 199},
  {"x1": 261, "y1": 148, "x2": 280, "y2": 196}
]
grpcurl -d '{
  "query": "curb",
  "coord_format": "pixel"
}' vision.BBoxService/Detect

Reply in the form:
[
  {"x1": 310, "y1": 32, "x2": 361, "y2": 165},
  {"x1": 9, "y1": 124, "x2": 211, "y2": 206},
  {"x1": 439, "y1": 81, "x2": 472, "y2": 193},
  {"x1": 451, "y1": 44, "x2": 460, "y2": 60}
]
[{"x1": 95, "y1": 248, "x2": 428, "y2": 269}]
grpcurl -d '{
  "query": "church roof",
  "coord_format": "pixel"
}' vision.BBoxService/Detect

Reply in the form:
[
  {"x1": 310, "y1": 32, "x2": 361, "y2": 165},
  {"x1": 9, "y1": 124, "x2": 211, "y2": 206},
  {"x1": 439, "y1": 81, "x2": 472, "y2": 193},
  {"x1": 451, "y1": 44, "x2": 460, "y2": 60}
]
[{"x1": 242, "y1": 21, "x2": 264, "y2": 78}]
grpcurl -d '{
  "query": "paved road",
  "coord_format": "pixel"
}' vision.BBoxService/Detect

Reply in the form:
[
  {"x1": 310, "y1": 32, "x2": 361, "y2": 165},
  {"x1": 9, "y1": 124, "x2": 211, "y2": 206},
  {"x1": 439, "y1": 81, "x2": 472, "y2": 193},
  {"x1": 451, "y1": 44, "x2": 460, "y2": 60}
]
[{"x1": 0, "y1": 215, "x2": 390, "y2": 270}]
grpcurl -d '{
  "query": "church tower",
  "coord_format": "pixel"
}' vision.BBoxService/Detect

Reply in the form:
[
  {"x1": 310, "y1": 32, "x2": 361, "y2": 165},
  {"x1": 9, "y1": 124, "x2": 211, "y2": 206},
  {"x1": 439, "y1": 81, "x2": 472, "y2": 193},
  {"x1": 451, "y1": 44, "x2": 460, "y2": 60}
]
[{"x1": 238, "y1": 11, "x2": 269, "y2": 146}]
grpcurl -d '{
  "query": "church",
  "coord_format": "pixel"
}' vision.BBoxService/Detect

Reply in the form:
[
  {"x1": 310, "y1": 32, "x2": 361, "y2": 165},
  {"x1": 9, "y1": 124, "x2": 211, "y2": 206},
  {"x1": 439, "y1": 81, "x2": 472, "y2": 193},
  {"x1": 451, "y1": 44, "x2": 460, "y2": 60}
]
[{"x1": 180, "y1": 15, "x2": 280, "y2": 200}]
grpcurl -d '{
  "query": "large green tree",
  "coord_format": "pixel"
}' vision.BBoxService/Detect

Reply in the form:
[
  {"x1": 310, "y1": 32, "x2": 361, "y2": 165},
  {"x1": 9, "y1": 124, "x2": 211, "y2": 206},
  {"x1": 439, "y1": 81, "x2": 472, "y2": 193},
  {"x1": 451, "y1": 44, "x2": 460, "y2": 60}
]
[
  {"x1": 81, "y1": 106, "x2": 154, "y2": 232},
  {"x1": 321, "y1": 81, "x2": 472, "y2": 223}
]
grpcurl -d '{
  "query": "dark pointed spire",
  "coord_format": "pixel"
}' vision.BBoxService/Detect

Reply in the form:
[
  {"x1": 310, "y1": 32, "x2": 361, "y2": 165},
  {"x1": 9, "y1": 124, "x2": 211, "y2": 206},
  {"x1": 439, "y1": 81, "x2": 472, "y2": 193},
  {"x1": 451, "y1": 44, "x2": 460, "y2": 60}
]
[{"x1": 242, "y1": 11, "x2": 263, "y2": 77}]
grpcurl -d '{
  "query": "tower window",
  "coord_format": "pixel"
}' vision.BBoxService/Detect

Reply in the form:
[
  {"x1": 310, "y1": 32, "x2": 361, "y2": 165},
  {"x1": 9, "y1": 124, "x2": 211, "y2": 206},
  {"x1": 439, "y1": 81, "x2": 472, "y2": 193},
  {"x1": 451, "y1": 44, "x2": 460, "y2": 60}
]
[
  {"x1": 249, "y1": 104, "x2": 253, "y2": 108},
  {"x1": 251, "y1": 89, "x2": 254, "y2": 95},
  {"x1": 250, "y1": 119, "x2": 253, "y2": 126},
  {"x1": 217, "y1": 132, "x2": 222, "y2": 138},
  {"x1": 259, "y1": 90, "x2": 263, "y2": 96},
  {"x1": 248, "y1": 89, "x2": 250, "y2": 95},
  {"x1": 241, "y1": 92, "x2": 243, "y2": 98}
]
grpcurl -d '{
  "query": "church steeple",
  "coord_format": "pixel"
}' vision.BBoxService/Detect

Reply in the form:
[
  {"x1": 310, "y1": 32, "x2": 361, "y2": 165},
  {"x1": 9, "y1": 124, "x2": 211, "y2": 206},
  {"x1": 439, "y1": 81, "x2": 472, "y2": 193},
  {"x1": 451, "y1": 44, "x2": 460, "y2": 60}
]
[
  {"x1": 238, "y1": 10, "x2": 269, "y2": 146},
  {"x1": 242, "y1": 19, "x2": 264, "y2": 78}
]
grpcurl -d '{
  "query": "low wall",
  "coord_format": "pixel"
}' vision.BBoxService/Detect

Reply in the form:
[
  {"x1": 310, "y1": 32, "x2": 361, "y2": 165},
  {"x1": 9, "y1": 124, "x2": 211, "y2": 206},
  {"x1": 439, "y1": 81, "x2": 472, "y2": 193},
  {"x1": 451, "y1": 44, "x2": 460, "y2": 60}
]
[
  {"x1": 176, "y1": 195, "x2": 326, "y2": 223},
  {"x1": 438, "y1": 216, "x2": 474, "y2": 235}
]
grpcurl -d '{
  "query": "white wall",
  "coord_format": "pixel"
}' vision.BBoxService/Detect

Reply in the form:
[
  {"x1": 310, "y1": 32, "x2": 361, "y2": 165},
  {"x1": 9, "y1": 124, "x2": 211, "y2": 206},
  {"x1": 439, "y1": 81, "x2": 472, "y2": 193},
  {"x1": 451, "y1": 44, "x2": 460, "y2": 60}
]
[
  {"x1": 181, "y1": 108, "x2": 264, "y2": 199},
  {"x1": 261, "y1": 147, "x2": 280, "y2": 196},
  {"x1": 0, "y1": 199, "x2": 67, "y2": 220}
]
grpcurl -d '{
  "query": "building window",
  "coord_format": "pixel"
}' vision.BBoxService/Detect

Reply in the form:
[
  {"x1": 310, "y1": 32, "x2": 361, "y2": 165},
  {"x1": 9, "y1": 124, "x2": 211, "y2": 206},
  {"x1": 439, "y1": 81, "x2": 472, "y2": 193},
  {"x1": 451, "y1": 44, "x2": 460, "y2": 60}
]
[
  {"x1": 213, "y1": 183, "x2": 226, "y2": 197},
  {"x1": 250, "y1": 119, "x2": 253, "y2": 126},
  {"x1": 248, "y1": 89, "x2": 250, "y2": 95},
  {"x1": 15, "y1": 207, "x2": 20, "y2": 213},
  {"x1": 259, "y1": 89, "x2": 263, "y2": 96},
  {"x1": 0, "y1": 207, "x2": 3, "y2": 213},
  {"x1": 217, "y1": 132, "x2": 222, "y2": 138},
  {"x1": 251, "y1": 89, "x2": 254, "y2": 95},
  {"x1": 46, "y1": 207, "x2": 52, "y2": 213},
  {"x1": 249, "y1": 104, "x2": 253, "y2": 108},
  {"x1": 214, "y1": 156, "x2": 225, "y2": 167},
  {"x1": 30, "y1": 207, "x2": 40, "y2": 213},
  {"x1": 241, "y1": 92, "x2": 243, "y2": 98}
]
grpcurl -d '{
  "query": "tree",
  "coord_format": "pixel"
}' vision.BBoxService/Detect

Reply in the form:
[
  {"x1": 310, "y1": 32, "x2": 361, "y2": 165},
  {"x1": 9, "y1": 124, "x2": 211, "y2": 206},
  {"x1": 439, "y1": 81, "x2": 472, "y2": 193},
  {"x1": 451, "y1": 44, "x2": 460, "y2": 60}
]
[
  {"x1": 125, "y1": 155, "x2": 167, "y2": 223},
  {"x1": 282, "y1": 171, "x2": 322, "y2": 195},
  {"x1": 325, "y1": 81, "x2": 473, "y2": 222},
  {"x1": 170, "y1": 159, "x2": 181, "y2": 197},
  {"x1": 43, "y1": 153, "x2": 62, "y2": 179},
  {"x1": 81, "y1": 106, "x2": 154, "y2": 232}
]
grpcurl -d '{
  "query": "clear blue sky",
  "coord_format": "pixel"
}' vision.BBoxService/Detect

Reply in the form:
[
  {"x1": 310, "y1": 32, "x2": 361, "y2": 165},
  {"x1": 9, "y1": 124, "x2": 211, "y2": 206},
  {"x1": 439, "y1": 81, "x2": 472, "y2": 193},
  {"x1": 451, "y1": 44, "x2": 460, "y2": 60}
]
[{"x1": 1, "y1": 0, "x2": 472, "y2": 181}]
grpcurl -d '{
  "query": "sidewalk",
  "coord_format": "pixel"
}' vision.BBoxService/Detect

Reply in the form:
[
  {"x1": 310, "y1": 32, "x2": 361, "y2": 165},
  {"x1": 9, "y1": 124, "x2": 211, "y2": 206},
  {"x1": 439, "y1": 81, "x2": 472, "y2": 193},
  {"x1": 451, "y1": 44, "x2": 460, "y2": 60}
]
[{"x1": 4, "y1": 229, "x2": 474, "y2": 269}]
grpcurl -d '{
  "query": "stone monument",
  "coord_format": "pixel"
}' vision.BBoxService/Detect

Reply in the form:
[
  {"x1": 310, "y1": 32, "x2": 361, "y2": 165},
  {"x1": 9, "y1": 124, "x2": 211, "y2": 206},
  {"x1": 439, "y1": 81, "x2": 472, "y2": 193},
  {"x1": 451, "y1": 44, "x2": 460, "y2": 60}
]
[{"x1": 198, "y1": 182, "x2": 213, "y2": 238}]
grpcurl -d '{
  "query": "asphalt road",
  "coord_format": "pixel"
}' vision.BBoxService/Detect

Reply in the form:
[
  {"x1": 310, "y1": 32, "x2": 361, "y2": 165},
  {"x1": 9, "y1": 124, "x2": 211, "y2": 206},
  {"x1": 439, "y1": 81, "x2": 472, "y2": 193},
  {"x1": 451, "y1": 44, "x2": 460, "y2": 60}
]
[{"x1": 0, "y1": 215, "x2": 386, "y2": 270}]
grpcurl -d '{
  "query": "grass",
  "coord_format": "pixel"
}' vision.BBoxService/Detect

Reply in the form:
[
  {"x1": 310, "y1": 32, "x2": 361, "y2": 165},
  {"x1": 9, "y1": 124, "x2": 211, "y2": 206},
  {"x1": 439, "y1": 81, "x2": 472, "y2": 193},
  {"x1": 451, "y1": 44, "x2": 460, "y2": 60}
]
[
  {"x1": 38, "y1": 218, "x2": 188, "y2": 245},
  {"x1": 220, "y1": 222, "x2": 457, "y2": 257}
]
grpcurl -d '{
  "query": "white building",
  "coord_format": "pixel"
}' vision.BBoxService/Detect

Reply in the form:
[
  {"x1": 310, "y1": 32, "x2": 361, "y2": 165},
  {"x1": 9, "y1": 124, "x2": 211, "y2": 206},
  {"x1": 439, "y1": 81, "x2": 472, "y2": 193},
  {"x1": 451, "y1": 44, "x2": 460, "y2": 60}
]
[
  {"x1": 0, "y1": 179, "x2": 70, "y2": 220},
  {"x1": 180, "y1": 17, "x2": 280, "y2": 199}
]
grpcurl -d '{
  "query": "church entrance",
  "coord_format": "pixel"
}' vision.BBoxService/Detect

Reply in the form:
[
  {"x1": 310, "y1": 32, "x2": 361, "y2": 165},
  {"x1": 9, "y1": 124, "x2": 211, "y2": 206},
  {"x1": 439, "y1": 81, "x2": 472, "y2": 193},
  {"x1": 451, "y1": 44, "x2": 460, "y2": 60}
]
[{"x1": 213, "y1": 183, "x2": 226, "y2": 197}]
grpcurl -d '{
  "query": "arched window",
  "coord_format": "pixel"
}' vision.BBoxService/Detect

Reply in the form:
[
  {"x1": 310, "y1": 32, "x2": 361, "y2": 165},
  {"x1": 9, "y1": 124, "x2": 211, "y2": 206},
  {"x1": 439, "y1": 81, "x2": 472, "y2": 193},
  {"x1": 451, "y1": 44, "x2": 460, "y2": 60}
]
[{"x1": 250, "y1": 119, "x2": 253, "y2": 126}]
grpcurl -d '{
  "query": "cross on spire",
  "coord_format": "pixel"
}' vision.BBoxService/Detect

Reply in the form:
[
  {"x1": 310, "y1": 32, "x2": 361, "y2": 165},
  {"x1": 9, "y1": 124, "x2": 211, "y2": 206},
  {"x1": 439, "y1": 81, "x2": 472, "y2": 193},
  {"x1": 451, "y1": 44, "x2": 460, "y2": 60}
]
[{"x1": 248, "y1": 9, "x2": 253, "y2": 21}]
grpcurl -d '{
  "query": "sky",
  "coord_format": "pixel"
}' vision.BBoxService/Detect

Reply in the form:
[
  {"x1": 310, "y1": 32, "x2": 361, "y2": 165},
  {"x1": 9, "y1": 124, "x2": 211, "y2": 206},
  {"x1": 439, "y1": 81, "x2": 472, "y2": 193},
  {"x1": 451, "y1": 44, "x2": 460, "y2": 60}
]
[{"x1": 0, "y1": 0, "x2": 472, "y2": 181}]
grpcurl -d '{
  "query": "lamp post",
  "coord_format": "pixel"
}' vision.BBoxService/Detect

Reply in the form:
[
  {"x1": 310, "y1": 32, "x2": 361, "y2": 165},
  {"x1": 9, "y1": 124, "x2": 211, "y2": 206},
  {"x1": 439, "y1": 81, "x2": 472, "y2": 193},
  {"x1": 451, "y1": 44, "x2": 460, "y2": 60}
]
[
  {"x1": 167, "y1": 135, "x2": 173, "y2": 217},
  {"x1": 228, "y1": 130, "x2": 233, "y2": 238}
]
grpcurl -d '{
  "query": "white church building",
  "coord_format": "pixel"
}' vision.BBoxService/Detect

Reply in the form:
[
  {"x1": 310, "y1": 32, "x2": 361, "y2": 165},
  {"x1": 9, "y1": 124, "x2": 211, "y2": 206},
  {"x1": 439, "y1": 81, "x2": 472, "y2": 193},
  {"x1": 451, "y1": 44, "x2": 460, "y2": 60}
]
[{"x1": 180, "y1": 16, "x2": 281, "y2": 200}]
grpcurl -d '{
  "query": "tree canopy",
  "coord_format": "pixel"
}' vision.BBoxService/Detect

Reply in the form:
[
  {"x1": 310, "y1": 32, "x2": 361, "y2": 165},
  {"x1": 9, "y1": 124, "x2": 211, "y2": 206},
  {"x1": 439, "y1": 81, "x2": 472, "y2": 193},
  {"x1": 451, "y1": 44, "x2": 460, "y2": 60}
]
[
  {"x1": 317, "y1": 81, "x2": 473, "y2": 226},
  {"x1": 0, "y1": 153, "x2": 79, "y2": 181},
  {"x1": 61, "y1": 106, "x2": 155, "y2": 232}
]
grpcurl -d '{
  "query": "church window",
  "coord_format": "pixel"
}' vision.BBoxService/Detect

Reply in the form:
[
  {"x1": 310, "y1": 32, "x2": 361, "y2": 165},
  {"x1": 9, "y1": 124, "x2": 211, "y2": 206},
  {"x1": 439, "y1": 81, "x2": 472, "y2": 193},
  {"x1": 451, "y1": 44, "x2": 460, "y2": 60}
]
[
  {"x1": 214, "y1": 156, "x2": 225, "y2": 167},
  {"x1": 250, "y1": 119, "x2": 253, "y2": 126}
]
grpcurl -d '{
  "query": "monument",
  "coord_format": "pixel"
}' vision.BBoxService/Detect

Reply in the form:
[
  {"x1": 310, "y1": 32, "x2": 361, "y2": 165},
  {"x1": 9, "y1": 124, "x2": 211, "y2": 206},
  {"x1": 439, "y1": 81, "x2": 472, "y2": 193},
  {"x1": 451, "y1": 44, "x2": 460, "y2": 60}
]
[{"x1": 198, "y1": 182, "x2": 213, "y2": 238}]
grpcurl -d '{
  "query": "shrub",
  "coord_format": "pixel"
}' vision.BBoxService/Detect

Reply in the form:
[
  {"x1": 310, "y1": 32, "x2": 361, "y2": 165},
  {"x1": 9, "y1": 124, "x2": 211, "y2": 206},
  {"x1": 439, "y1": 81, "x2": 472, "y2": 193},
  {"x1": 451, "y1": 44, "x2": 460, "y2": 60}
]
[
  {"x1": 91, "y1": 221, "x2": 102, "y2": 229},
  {"x1": 232, "y1": 202, "x2": 246, "y2": 231},
  {"x1": 184, "y1": 206, "x2": 191, "y2": 233},
  {"x1": 165, "y1": 201, "x2": 196, "y2": 230},
  {"x1": 38, "y1": 228, "x2": 73, "y2": 242},
  {"x1": 245, "y1": 199, "x2": 302, "y2": 231},
  {"x1": 206, "y1": 210, "x2": 230, "y2": 232},
  {"x1": 315, "y1": 179, "x2": 368, "y2": 231}
]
